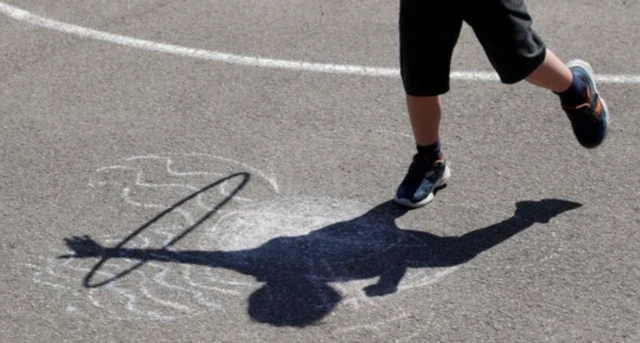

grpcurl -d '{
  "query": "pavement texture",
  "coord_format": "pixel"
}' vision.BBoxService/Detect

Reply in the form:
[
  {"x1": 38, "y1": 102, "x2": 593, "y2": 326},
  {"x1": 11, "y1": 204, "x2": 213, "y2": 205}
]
[{"x1": 1, "y1": 1, "x2": 639, "y2": 342}]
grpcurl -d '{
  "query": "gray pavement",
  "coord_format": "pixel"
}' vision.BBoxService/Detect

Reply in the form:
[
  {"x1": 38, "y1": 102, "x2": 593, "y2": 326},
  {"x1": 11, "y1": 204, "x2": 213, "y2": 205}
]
[{"x1": 1, "y1": 1, "x2": 640, "y2": 342}]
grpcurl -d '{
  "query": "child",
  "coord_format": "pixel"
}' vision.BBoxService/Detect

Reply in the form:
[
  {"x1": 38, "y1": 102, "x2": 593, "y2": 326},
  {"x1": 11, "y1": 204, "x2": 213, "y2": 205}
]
[{"x1": 394, "y1": 0, "x2": 610, "y2": 208}]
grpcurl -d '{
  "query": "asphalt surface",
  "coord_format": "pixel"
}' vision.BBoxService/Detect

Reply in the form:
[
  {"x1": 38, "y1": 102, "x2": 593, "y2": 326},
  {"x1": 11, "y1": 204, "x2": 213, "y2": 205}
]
[{"x1": 2, "y1": 1, "x2": 639, "y2": 342}]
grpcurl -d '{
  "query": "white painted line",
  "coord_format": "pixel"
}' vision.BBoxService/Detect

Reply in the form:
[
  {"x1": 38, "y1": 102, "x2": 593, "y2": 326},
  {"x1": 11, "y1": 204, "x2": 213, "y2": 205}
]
[{"x1": 2, "y1": 2, "x2": 640, "y2": 84}]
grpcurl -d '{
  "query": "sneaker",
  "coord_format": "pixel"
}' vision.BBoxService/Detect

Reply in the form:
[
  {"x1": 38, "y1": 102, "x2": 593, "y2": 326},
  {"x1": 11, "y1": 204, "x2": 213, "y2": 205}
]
[
  {"x1": 563, "y1": 60, "x2": 610, "y2": 148},
  {"x1": 394, "y1": 154, "x2": 450, "y2": 208}
]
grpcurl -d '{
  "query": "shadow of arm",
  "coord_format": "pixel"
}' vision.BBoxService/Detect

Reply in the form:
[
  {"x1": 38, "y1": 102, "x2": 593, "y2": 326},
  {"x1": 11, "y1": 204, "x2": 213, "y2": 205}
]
[
  {"x1": 60, "y1": 235, "x2": 242, "y2": 268},
  {"x1": 455, "y1": 199, "x2": 582, "y2": 258}
]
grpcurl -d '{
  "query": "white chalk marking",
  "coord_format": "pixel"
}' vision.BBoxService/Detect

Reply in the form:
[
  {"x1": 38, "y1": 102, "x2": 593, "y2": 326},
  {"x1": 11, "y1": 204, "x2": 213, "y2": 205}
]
[
  {"x1": 123, "y1": 187, "x2": 197, "y2": 226},
  {"x1": 183, "y1": 265, "x2": 243, "y2": 296},
  {"x1": 117, "y1": 157, "x2": 230, "y2": 205},
  {"x1": 166, "y1": 153, "x2": 279, "y2": 194},
  {"x1": 139, "y1": 271, "x2": 193, "y2": 313},
  {"x1": 97, "y1": 161, "x2": 236, "y2": 211},
  {"x1": 1, "y1": 2, "x2": 639, "y2": 84},
  {"x1": 124, "y1": 154, "x2": 273, "y2": 201},
  {"x1": 398, "y1": 266, "x2": 459, "y2": 291},
  {"x1": 112, "y1": 279, "x2": 143, "y2": 315},
  {"x1": 150, "y1": 266, "x2": 223, "y2": 312}
]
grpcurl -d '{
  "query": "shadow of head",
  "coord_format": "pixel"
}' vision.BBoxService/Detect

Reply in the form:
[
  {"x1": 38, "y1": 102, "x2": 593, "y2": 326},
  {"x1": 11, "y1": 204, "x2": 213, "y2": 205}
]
[{"x1": 248, "y1": 275, "x2": 341, "y2": 327}]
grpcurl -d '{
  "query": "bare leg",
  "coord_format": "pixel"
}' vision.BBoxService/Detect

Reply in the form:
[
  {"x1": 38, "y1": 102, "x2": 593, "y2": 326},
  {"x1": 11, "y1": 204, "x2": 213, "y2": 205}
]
[
  {"x1": 395, "y1": 94, "x2": 449, "y2": 208},
  {"x1": 406, "y1": 95, "x2": 442, "y2": 147},
  {"x1": 526, "y1": 49, "x2": 609, "y2": 148},
  {"x1": 407, "y1": 50, "x2": 572, "y2": 147},
  {"x1": 525, "y1": 49, "x2": 573, "y2": 92}
]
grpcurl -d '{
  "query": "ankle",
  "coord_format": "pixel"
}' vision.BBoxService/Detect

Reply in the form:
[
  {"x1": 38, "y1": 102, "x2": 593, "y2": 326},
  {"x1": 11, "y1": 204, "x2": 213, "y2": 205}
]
[
  {"x1": 555, "y1": 71, "x2": 588, "y2": 107},
  {"x1": 417, "y1": 141, "x2": 444, "y2": 163}
]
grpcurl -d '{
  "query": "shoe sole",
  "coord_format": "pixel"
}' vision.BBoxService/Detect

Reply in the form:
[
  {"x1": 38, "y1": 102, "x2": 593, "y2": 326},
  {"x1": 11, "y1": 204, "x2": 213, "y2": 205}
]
[
  {"x1": 393, "y1": 165, "x2": 451, "y2": 208},
  {"x1": 567, "y1": 59, "x2": 610, "y2": 148}
]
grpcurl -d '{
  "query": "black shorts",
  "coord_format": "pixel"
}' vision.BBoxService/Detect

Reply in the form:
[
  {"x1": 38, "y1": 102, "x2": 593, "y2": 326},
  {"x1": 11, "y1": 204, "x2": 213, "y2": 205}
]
[{"x1": 400, "y1": 0, "x2": 547, "y2": 96}]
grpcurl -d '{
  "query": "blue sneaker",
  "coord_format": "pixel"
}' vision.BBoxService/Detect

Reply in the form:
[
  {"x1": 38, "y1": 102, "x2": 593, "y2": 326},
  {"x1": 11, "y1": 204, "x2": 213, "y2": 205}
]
[
  {"x1": 394, "y1": 154, "x2": 450, "y2": 208},
  {"x1": 564, "y1": 60, "x2": 610, "y2": 148}
]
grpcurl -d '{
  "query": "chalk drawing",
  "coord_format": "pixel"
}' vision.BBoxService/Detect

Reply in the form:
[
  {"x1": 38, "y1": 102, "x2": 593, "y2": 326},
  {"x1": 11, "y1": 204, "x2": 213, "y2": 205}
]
[
  {"x1": 24, "y1": 153, "x2": 278, "y2": 321},
  {"x1": 23, "y1": 150, "x2": 463, "y2": 328}
]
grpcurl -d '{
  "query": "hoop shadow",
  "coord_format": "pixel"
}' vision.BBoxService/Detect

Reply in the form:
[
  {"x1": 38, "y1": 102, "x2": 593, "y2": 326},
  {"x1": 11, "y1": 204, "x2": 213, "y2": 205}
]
[
  {"x1": 64, "y1": 172, "x2": 250, "y2": 288},
  {"x1": 62, "y1": 193, "x2": 581, "y2": 327}
]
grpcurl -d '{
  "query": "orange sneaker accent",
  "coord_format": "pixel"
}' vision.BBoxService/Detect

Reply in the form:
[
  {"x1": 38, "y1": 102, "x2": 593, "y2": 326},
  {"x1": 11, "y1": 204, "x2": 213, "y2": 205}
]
[
  {"x1": 561, "y1": 79, "x2": 597, "y2": 112},
  {"x1": 594, "y1": 98, "x2": 603, "y2": 119},
  {"x1": 563, "y1": 102, "x2": 591, "y2": 111}
]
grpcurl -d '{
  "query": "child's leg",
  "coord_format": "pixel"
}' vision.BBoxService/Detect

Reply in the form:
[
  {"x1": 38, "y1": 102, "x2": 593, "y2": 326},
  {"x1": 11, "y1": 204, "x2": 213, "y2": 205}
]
[
  {"x1": 461, "y1": 0, "x2": 609, "y2": 149},
  {"x1": 524, "y1": 50, "x2": 609, "y2": 149},
  {"x1": 406, "y1": 95, "x2": 442, "y2": 148},
  {"x1": 395, "y1": 0, "x2": 459, "y2": 207},
  {"x1": 399, "y1": 0, "x2": 460, "y2": 156},
  {"x1": 525, "y1": 49, "x2": 573, "y2": 92}
]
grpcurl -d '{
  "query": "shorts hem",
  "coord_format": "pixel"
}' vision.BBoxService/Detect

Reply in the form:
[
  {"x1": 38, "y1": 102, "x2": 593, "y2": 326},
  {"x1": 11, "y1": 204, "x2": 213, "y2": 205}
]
[
  {"x1": 403, "y1": 86, "x2": 451, "y2": 97},
  {"x1": 499, "y1": 48, "x2": 548, "y2": 85}
]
